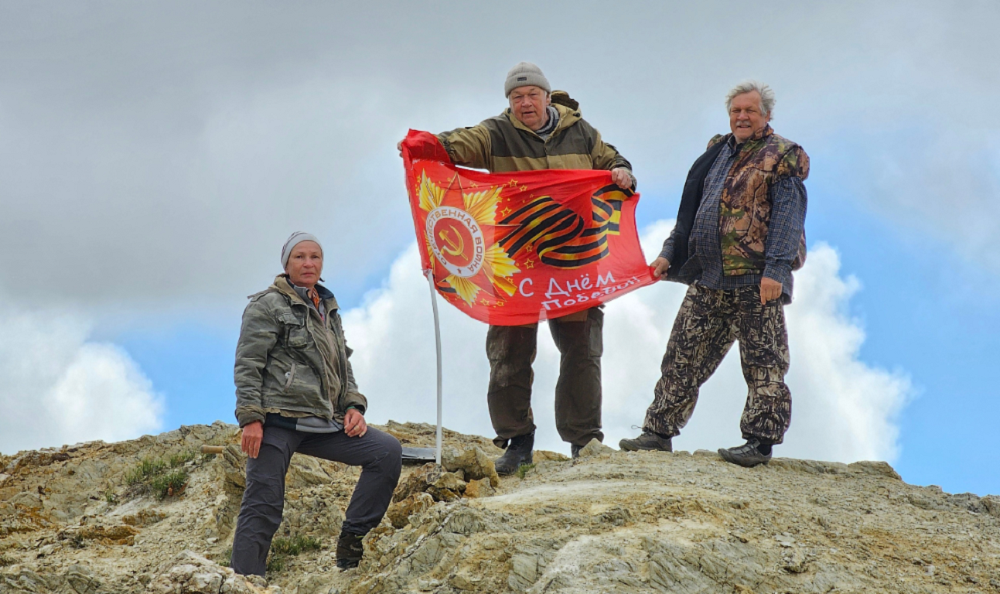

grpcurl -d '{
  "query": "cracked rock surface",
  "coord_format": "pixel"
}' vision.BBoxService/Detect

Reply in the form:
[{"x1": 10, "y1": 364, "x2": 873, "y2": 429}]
[{"x1": 2, "y1": 422, "x2": 999, "y2": 593}]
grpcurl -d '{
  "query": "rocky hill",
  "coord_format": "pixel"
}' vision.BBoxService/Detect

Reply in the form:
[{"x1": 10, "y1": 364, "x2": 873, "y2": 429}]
[{"x1": 1, "y1": 422, "x2": 998, "y2": 594}]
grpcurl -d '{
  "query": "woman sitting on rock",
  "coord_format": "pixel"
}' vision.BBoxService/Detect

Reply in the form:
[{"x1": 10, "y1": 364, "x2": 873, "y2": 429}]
[{"x1": 232, "y1": 232, "x2": 402, "y2": 575}]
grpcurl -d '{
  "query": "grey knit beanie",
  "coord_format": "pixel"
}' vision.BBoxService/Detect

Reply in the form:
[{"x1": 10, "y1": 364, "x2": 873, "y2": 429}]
[
  {"x1": 281, "y1": 232, "x2": 323, "y2": 269},
  {"x1": 504, "y1": 62, "x2": 550, "y2": 97}
]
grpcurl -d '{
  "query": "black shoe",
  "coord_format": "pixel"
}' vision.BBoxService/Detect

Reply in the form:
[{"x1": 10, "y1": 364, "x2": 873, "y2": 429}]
[
  {"x1": 336, "y1": 531, "x2": 365, "y2": 570},
  {"x1": 619, "y1": 431, "x2": 673, "y2": 452},
  {"x1": 494, "y1": 432, "x2": 534, "y2": 476},
  {"x1": 571, "y1": 444, "x2": 582, "y2": 459},
  {"x1": 718, "y1": 439, "x2": 772, "y2": 468}
]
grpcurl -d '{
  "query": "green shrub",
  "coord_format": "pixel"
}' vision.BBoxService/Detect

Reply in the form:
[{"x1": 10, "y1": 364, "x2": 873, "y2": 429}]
[
  {"x1": 266, "y1": 535, "x2": 322, "y2": 574},
  {"x1": 123, "y1": 453, "x2": 192, "y2": 500},
  {"x1": 150, "y1": 469, "x2": 189, "y2": 500},
  {"x1": 125, "y1": 458, "x2": 167, "y2": 485}
]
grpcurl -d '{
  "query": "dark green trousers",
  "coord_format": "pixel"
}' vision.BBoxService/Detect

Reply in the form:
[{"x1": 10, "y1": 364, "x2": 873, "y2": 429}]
[{"x1": 486, "y1": 307, "x2": 604, "y2": 448}]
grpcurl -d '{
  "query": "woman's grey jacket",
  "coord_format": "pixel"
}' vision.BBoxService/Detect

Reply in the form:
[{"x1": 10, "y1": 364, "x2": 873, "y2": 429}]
[{"x1": 234, "y1": 275, "x2": 367, "y2": 427}]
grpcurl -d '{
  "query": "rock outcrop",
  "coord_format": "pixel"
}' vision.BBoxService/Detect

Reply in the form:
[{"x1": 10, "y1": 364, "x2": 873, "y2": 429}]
[{"x1": 2, "y1": 421, "x2": 999, "y2": 593}]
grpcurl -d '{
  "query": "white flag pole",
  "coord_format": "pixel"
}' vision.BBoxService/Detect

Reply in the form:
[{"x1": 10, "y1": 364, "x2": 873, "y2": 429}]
[{"x1": 424, "y1": 270, "x2": 444, "y2": 465}]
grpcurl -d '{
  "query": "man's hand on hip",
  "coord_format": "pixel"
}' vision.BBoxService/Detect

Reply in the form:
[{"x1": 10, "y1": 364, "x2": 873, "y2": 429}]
[
  {"x1": 760, "y1": 277, "x2": 783, "y2": 304},
  {"x1": 344, "y1": 408, "x2": 368, "y2": 438},
  {"x1": 240, "y1": 421, "x2": 263, "y2": 459},
  {"x1": 650, "y1": 257, "x2": 670, "y2": 280},
  {"x1": 611, "y1": 168, "x2": 633, "y2": 190}
]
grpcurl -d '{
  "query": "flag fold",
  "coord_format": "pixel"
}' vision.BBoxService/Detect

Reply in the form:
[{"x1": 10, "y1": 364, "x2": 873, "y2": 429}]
[{"x1": 402, "y1": 129, "x2": 654, "y2": 326}]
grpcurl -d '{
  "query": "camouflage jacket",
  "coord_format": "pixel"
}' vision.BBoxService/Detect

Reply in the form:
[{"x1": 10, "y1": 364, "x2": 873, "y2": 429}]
[
  {"x1": 713, "y1": 125, "x2": 809, "y2": 276},
  {"x1": 233, "y1": 275, "x2": 367, "y2": 427},
  {"x1": 436, "y1": 101, "x2": 633, "y2": 179}
]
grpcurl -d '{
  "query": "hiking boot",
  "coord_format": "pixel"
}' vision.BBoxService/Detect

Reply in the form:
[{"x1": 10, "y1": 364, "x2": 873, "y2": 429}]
[
  {"x1": 336, "y1": 531, "x2": 365, "y2": 570},
  {"x1": 619, "y1": 430, "x2": 673, "y2": 452},
  {"x1": 494, "y1": 432, "x2": 534, "y2": 476},
  {"x1": 571, "y1": 444, "x2": 583, "y2": 459},
  {"x1": 718, "y1": 439, "x2": 772, "y2": 468}
]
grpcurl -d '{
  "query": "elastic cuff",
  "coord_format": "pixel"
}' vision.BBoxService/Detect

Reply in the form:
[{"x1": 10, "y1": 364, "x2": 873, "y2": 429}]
[{"x1": 235, "y1": 406, "x2": 265, "y2": 428}]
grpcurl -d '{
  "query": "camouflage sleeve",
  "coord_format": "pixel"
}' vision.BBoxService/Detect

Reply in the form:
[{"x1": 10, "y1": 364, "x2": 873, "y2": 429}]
[
  {"x1": 590, "y1": 130, "x2": 636, "y2": 189},
  {"x1": 233, "y1": 296, "x2": 279, "y2": 427},
  {"x1": 437, "y1": 124, "x2": 492, "y2": 170},
  {"x1": 776, "y1": 145, "x2": 810, "y2": 181},
  {"x1": 342, "y1": 343, "x2": 368, "y2": 415}
]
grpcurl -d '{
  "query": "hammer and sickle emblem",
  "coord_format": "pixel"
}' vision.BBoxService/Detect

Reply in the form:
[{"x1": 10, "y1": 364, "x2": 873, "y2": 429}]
[{"x1": 438, "y1": 225, "x2": 465, "y2": 257}]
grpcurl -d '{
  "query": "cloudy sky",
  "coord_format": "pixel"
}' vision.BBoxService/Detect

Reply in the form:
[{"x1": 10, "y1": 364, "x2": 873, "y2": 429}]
[{"x1": 1, "y1": 1, "x2": 997, "y2": 495}]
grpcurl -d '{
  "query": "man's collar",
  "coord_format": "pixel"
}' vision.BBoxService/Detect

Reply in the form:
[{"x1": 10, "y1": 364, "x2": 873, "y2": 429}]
[{"x1": 729, "y1": 124, "x2": 773, "y2": 150}]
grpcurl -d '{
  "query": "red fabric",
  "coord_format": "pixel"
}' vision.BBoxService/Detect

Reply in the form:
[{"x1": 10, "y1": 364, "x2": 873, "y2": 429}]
[{"x1": 402, "y1": 129, "x2": 654, "y2": 326}]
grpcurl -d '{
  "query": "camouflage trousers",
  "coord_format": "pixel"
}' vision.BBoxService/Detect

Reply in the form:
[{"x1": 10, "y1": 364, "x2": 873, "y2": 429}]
[
  {"x1": 486, "y1": 307, "x2": 604, "y2": 448},
  {"x1": 643, "y1": 283, "x2": 791, "y2": 444}
]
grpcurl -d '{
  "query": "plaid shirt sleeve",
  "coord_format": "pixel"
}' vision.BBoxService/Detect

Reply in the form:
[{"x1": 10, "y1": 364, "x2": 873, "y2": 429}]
[{"x1": 763, "y1": 177, "x2": 807, "y2": 289}]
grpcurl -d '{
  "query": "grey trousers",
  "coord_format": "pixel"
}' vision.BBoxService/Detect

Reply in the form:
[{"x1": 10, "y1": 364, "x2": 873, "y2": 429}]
[
  {"x1": 486, "y1": 307, "x2": 604, "y2": 448},
  {"x1": 230, "y1": 425, "x2": 402, "y2": 576}
]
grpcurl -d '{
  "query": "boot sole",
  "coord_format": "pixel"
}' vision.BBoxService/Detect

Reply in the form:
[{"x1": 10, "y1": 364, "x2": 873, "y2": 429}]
[
  {"x1": 718, "y1": 448, "x2": 770, "y2": 467},
  {"x1": 619, "y1": 440, "x2": 672, "y2": 453}
]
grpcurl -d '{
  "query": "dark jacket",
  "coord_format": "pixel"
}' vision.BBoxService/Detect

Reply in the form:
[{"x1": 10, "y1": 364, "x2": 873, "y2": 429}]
[{"x1": 667, "y1": 128, "x2": 808, "y2": 282}]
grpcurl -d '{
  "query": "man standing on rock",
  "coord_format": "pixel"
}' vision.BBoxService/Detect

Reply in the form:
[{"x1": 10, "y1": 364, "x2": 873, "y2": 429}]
[
  {"x1": 620, "y1": 81, "x2": 809, "y2": 467},
  {"x1": 400, "y1": 62, "x2": 636, "y2": 473}
]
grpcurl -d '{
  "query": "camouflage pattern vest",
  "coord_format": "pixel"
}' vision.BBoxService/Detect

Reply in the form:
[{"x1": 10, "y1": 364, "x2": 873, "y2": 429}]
[{"x1": 713, "y1": 125, "x2": 809, "y2": 276}]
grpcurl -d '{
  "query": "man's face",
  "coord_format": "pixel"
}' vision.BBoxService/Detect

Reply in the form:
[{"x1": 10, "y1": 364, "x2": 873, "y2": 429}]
[
  {"x1": 729, "y1": 91, "x2": 770, "y2": 143},
  {"x1": 509, "y1": 86, "x2": 551, "y2": 131},
  {"x1": 285, "y1": 241, "x2": 323, "y2": 289}
]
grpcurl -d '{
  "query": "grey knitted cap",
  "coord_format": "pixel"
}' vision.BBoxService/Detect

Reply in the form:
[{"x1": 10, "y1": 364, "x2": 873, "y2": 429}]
[
  {"x1": 504, "y1": 62, "x2": 550, "y2": 97},
  {"x1": 281, "y1": 232, "x2": 323, "y2": 269}
]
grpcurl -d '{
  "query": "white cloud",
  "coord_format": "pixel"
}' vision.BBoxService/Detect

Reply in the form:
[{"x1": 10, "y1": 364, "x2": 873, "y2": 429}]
[
  {"x1": 1, "y1": 1, "x2": 998, "y2": 311},
  {"x1": 345, "y1": 221, "x2": 911, "y2": 463},
  {"x1": 0, "y1": 303, "x2": 163, "y2": 454}
]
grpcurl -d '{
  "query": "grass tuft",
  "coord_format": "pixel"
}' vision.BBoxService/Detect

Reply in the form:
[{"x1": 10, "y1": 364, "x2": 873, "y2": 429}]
[
  {"x1": 123, "y1": 451, "x2": 193, "y2": 500},
  {"x1": 516, "y1": 463, "x2": 537, "y2": 480},
  {"x1": 219, "y1": 547, "x2": 233, "y2": 568},
  {"x1": 266, "y1": 535, "x2": 322, "y2": 574},
  {"x1": 150, "y1": 469, "x2": 189, "y2": 500}
]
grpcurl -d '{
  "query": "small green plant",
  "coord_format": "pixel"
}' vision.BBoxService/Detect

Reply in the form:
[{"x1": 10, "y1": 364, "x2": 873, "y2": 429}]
[
  {"x1": 150, "y1": 469, "x2": 189, "y2": 500},
  {"x1": 266, "y1": 554, "x2": 285, "y2": 573},
  {"x1": 123, "y1": 453, "x2": 192, "y2": 500},
  {"x1": 103, "y1": 488, "x2": 118, "y2": 505},
  {"x1": 125, "y1": 458, "x2": 167, "y2": 485},
  {"x1": 266, "y1": 535, "x2": 322, "y2": 574},
  {"x1": 168, "y1": 451, "x2": 195, "y2": 468},
  {"x1": 516, "y1": 463, "x2": 536, "y2": 479},
  {"x1": 219, "y1": 547, "x2": 233, "y2": 568}
]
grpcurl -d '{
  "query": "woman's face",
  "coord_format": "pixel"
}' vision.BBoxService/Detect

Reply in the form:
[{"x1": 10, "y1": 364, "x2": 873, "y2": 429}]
[{"x1": 285, "y1": 241, "x2": 323, "y2": 289}]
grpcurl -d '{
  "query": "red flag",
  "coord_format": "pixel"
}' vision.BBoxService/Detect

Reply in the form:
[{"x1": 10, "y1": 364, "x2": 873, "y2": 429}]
[{"x1": 402, "y1": 130, "x2": 654, "y2": 326}]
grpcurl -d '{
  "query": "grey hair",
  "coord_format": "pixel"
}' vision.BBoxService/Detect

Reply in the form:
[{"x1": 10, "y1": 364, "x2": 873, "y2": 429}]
[{"x1": 725, "y1": 80, "x2": 775, "y2": 118}]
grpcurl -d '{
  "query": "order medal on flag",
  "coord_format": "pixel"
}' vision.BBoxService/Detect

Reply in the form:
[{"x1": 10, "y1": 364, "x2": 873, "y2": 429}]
[{"x1": 402, "y1": 129, "x2": 654, "y2": 326}]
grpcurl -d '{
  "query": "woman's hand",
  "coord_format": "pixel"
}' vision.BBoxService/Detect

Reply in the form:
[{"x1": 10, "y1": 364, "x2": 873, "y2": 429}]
[
  {"x1": 241, "y1": 421, "x2": 264, "y2": 458},
  {"x1": 344, "y1": 408, "x2": 368, "y2": 438}
]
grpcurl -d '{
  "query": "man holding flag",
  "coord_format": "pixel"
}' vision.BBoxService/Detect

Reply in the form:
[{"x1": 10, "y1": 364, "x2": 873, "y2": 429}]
[{"x1": 400, "y1": 62, "x2": 636, "y2": 473}]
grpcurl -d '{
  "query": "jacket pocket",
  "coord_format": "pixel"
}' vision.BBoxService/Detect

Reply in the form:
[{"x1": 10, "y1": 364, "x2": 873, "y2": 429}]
[{"x1": 280, "y1": 313, "x2": 310, "y2": 349}]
